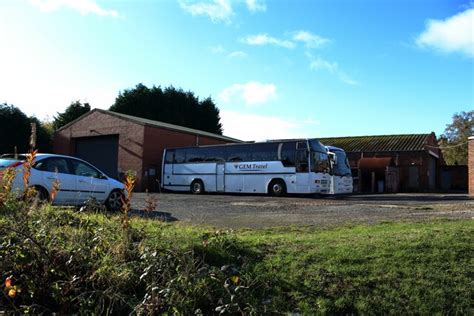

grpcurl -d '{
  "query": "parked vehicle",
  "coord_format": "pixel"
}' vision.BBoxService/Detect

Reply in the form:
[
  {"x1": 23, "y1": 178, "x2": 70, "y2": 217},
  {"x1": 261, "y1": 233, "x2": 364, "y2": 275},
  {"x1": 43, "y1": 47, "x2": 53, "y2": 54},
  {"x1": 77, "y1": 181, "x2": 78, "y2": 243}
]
[
  {"x1": 161, "y1": 138, "x2": 331, "y2": 196},
  {"x1": 0, "y1": 153, "x2": 124, "y2": 211},
  {"x1": 326, "y1": 146, "x2": 353, "y2": 194}
]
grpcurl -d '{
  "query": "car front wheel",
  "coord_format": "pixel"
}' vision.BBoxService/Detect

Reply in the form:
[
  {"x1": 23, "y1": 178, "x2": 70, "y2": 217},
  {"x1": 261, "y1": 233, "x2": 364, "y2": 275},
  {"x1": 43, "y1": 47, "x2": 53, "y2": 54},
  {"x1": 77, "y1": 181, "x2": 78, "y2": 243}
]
[{"x1": 106, "y1": 190, "x2": 124, "y2": 212}]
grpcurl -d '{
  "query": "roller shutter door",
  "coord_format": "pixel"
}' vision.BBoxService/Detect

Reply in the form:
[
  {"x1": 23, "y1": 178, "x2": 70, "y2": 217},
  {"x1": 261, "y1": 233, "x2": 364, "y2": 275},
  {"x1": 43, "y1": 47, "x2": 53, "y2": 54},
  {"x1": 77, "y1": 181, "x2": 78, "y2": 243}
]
[{"x1": 75, "y1": 135, "x2": 119, "y2": 179}]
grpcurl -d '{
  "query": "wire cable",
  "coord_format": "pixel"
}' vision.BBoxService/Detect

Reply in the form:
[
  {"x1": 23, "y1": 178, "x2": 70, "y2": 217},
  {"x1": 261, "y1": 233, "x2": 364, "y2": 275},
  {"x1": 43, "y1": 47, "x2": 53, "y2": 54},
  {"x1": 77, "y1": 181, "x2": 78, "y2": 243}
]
[{"x1": 425, "y1": 141, "x2": 469, "y2": 150}]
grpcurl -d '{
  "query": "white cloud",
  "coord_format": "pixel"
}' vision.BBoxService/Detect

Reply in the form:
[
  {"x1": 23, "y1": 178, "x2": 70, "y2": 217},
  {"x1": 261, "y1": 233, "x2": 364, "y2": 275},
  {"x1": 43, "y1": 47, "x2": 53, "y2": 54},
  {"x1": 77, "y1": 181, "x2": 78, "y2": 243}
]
[
  {"x1": 241, "y1": 34, "x2": 295, "y2": 49},
  {"x1": 310, "y1": 57, "x2": 338, "y2": 73},
  {"x1": 337, "y1": 73, "x2": 359, "y2": 86},
  {"x1": 310, "y1": 56, "x2": 359, "y2": 86},
  {"x1": 240, "y1": 31, "x2": 329, "y2": 50},
  {"x1": 416, "y1": 8, "x2": 474, "y2": 58},
  {"x1": 292, "y1": 30, "x2": 330, "y2": 48},
  {"x1": 210, "y1": 46, "x2": 247, "y2": 58},
  {"x1": 29, "y1": 0, "x2": 120, "y2": 18},
  {"x1": 245, "y1": 0, "x2": 266, "y2": 12},
  {"x1": 210, "y1": 45, "x2": 226, "y2": 54},
  {"x1": 227, "y1": 51, "x2": 247, "y2": 58},
  {"x1": 220, "y1": 110, "x2": 319, "y2": 141},
  {"x1": 218, "y1": 81, "x2": 277, "y2": 106},
  {"x1": 179, "y1": 0, "x2": 233, "y2": 23}
]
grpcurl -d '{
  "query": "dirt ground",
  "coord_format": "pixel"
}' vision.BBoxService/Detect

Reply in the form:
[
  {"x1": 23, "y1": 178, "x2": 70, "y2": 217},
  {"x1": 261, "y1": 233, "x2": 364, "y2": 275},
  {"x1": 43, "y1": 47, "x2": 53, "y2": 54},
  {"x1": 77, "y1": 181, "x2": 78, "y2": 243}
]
[{"x1": 130, "y1": 192, "x2": 474, "y2": 229}]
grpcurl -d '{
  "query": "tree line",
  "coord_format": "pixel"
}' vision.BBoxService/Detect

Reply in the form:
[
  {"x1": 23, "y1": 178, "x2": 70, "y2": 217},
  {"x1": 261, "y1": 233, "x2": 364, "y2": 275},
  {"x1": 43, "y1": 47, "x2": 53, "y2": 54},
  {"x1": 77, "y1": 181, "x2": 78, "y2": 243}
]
[
  {"x1": 0, "y1": 83, "x2": 223, "y2": 154},
  {"x1": 110, "y1": 84, "x2": 223, "y2": 135},
  {"x1": 0, "y1": 84, "x2": 471, "y2": 165}
]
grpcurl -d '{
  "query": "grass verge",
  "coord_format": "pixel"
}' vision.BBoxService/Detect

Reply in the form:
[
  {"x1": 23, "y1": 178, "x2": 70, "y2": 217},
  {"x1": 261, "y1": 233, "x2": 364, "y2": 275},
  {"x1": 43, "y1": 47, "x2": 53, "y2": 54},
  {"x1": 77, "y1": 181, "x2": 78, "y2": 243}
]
[{"x1": 1, "y1": 201, "x2": 472, "y2": 314}]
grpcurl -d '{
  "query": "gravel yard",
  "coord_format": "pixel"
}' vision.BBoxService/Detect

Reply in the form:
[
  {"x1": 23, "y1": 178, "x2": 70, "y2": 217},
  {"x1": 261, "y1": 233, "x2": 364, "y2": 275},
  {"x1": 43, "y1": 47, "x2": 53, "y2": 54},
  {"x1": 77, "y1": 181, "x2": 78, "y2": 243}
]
[{"x1": 131, "y1": 192, "x2": 474, "y2": 229}]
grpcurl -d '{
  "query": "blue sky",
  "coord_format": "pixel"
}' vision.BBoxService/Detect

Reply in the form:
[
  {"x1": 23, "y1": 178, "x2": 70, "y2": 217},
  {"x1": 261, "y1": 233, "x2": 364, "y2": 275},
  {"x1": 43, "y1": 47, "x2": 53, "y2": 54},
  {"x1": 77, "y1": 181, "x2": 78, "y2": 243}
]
[{"x1": 0, "y1": 0, "x2": 473, "y2": 141}]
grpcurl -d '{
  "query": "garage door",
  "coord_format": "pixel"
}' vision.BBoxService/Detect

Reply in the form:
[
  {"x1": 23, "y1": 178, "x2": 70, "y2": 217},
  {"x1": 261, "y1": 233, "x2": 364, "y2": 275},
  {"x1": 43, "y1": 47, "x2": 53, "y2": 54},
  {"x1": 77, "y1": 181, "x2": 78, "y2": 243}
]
[{"x1": 75, "y1": 135, "x2": 119, "y2": 179}]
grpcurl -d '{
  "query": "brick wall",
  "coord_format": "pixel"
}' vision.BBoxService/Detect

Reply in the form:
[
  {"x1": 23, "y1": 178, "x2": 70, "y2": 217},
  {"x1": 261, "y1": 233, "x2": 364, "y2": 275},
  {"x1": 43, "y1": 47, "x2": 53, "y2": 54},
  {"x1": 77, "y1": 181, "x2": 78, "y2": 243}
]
[
  {"x1": 469, "y1": 137, "x2": 474, "y2": 195},
  {"x1": 54, "y1": 111, "x2": 146, "y2": 189}
]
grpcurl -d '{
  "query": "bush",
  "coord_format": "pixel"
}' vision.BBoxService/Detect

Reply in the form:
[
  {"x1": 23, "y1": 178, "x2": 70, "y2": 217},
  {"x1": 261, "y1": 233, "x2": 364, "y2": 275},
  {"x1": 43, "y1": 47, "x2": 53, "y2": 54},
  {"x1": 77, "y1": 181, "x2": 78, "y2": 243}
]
[{"x1": 0, "y1": 202, "x2": 273, "y2": 314}]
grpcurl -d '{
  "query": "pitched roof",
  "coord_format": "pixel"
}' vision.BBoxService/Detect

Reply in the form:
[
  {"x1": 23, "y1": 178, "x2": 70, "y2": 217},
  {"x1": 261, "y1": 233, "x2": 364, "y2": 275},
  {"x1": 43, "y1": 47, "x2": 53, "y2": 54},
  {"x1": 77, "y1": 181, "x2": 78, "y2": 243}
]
[
  {"x1": 57, "y1": 109, "x2": 241, "y2": 143},
  {"x1": 319, "y1": 134, "x2": 434, "y2": 152}
]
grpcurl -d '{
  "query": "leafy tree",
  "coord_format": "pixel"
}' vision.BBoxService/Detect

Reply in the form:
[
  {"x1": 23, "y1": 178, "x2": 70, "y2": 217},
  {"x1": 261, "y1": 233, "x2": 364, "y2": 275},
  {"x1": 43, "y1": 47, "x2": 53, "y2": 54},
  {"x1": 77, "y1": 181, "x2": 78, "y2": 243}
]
[
  {"x1": 0, "y1": 103, "x2": 52, "y2": 153},
  {"x1": 110, "y1": 84, "x2": 223, "y2": 135},
  {"x1": 438, "y1": 110, "x2": 473, "y2": 165},
  {"x1": 53, "y1": 101, "x2": 91, "y2": 130},
  {"x1": 41, "y1": 119, "x2": 55, "y2": 137}
]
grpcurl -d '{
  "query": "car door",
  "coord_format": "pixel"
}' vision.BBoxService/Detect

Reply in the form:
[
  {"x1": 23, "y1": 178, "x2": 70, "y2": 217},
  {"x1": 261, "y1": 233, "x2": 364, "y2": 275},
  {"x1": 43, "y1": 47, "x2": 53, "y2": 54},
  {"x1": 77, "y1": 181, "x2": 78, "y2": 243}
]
[
  {"x1": 68, "y1": 158, "x2": 109, "y2": 204},
  {"x1": 34, "y1": 157, "x2": 77, "y2": 204}
]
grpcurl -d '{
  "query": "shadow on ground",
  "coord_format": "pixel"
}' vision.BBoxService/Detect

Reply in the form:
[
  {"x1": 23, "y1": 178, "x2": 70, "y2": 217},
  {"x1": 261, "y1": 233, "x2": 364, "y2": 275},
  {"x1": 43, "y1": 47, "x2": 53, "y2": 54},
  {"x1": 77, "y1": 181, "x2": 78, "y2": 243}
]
[
  {"x1": 336, "y1": 194, "x2": 472, "y2": 202},
  {"x1": 130, "y1": 209, "x2": 178, "y2": 222}
]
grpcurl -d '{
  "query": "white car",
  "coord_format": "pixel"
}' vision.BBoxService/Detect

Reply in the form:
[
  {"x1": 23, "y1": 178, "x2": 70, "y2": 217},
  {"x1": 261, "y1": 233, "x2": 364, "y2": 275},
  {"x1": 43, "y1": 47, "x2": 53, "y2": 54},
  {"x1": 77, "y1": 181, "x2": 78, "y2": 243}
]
[{"x1": 0, "y1": 153, "x2": 125, "y2": 211}]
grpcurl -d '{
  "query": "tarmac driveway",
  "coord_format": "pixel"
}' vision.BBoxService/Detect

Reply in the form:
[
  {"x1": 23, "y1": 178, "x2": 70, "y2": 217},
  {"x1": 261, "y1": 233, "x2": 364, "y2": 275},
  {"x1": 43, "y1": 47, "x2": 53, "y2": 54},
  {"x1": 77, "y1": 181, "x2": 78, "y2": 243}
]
[{"x1": 130, "y1": 193, "x2": 474, "y2": 229}]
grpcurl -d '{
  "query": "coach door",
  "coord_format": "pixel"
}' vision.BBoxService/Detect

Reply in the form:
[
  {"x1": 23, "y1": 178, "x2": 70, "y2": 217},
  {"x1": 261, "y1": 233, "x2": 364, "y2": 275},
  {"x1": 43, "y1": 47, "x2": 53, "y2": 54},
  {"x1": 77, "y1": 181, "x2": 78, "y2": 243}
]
[
  {"x1": 216, "y1": 162, "x2": 225, "y2": 192},
  {"x1": 162, "y1": 150, "x2": 174, "y2": 186},
  {"x1": 295, "y1": 141, "x2": 310, "y2": 193}
]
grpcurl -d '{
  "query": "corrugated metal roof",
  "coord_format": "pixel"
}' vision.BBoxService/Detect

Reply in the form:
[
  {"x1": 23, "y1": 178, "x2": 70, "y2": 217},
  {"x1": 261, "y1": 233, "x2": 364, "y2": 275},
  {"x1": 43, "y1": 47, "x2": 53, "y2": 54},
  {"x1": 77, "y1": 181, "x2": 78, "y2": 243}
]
[
  {"x1": 57, "y1": 109, "x2": 241, "y2": 143},
  {"x1": 319, "y1": 134, "x2": 433, "y2": 152}
]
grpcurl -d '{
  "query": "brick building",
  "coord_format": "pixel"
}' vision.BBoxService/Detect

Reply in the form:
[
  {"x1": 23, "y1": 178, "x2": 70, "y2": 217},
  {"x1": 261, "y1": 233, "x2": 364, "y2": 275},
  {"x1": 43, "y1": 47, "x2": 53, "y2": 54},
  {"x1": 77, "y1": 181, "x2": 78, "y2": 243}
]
[
  {"x1": 54, "y1": 109, "x2": 240, "y2": 191},
  {"x1": 320, "y1": 133, "x2": 444, "y2": 193}
]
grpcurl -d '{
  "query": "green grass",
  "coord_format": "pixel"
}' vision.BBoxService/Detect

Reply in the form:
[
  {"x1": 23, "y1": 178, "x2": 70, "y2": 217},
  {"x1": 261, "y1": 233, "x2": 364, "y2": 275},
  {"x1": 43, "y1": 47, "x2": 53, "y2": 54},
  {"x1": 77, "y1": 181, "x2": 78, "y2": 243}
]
[
  {"x1": 140, "y1": 219, "x2": 473, "y2": 314},
  {"x1": 1, "y1": 202, "x2": 472, "y2": 314},
  {"x1": 238, "y1": 221, "x2": 473, "y2": 314}
]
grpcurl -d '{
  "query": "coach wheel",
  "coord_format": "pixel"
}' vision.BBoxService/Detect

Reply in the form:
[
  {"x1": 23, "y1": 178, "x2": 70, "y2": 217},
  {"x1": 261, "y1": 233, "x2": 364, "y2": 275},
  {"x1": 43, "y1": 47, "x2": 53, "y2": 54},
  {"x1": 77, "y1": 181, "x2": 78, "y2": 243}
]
[
  {"x1": 268, "y1": 180, "x2": 286, "y2": 197},
  {"x1": 191, "y1": 180, "x2": 204, "y2": 194}
]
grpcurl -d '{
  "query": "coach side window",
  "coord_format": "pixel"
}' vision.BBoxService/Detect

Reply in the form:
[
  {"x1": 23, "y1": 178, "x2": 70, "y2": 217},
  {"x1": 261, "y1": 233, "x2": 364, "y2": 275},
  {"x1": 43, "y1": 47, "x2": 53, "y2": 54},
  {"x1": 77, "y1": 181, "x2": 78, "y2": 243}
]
[
  {"x1": 174, "y1": 149, "x2": 186, "y2": 164},
  {"x1": 186, "y1": 148, "x2": 204, "y2": 163},
  {"x1": 280, "y1": 142, "x2": 296, "y2": 167},
  {"x1": 204, "y1": 147, "x2": 225, "y2": 162},
  {"x1": 164, "y1": 150, "x2": 175, "y2": 164},
  {"x1": 296, "y1": 150, "x2": 309, "y2": 172},
  {"x1": 227, "y1": 145, "x2": 252, "y2": 162},
  {"x1": 252, "y1": 143, "x2": 279, "y2": 161},
  {"x1": 297, "y1": 141, "x2": 308, "y2": 150}
]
